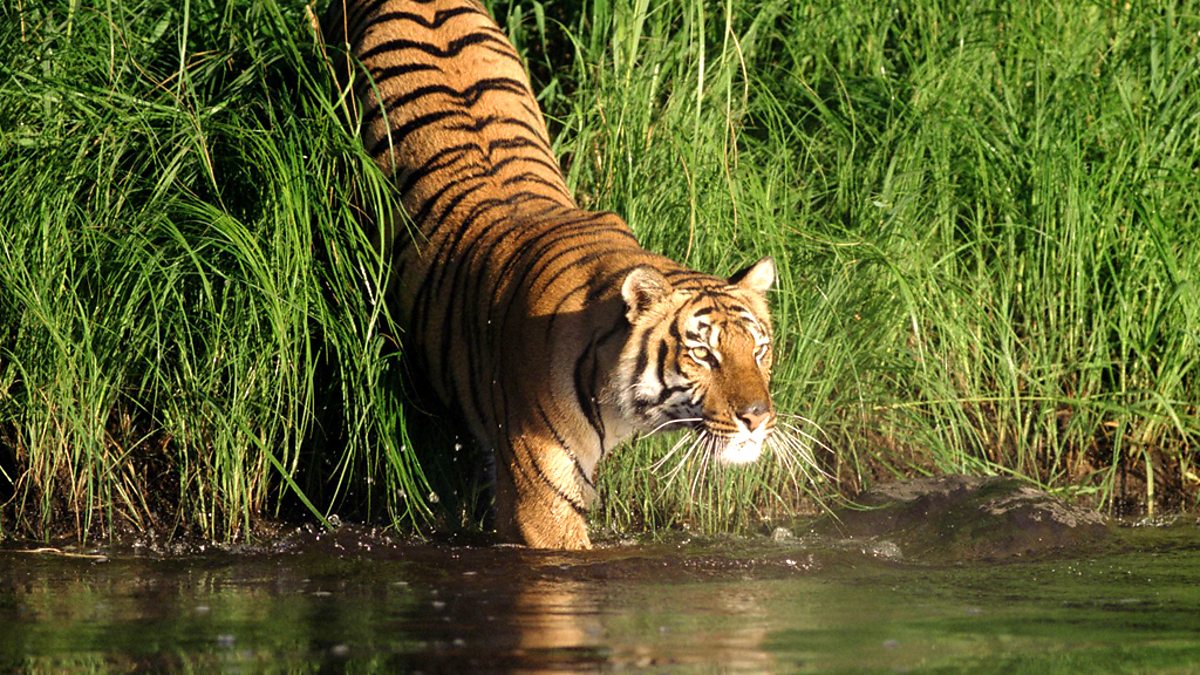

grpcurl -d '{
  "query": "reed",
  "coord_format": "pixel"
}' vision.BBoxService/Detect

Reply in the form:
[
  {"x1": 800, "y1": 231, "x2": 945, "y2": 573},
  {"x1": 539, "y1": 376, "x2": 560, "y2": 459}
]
[
  {"x1": 506, "y1": 0, "x2": 1200, "y2": 527},
  {"x1": 1, "y1": 0, "x2": 1196, "y2": 542},
  {"x1": 0, "y1": 0, "x2": 429, "y2": 541}
]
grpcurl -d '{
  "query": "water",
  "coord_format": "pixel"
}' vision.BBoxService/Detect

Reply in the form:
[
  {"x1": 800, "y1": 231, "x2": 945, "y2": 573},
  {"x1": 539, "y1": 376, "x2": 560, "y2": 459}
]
[{"x1": 3, "y1": 523, "x2": 1199, "y2": 672}]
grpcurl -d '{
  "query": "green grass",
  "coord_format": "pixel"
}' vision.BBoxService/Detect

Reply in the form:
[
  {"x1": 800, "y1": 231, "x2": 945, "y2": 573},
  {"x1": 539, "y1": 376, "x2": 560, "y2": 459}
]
[
  {"x1": 0, "y1": 0, "x2": 429, "y2": 541},
  {"x1": 1, "y1": 0, "x2": 1197, "y2": 543}
]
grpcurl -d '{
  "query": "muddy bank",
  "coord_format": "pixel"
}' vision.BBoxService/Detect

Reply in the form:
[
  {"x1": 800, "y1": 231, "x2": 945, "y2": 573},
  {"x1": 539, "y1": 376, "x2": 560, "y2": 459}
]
[
  {"x1": 810, "y1": 474, "x2": 1112, "y2": 563},
  {"x1": 5, "y1": 474, "x2": 1117, "y2": 565}
]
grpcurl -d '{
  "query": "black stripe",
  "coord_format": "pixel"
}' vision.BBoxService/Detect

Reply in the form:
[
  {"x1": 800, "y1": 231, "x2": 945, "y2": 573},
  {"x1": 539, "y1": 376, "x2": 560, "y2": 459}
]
[
  {"x1": 487, "y1": 135, "x2": 546, "y2": 154},
  {"x1": 494, "y1": 211, "x2": 610, "y2": 280},
  {"x1": 356, "y1": 62, "x2": 442, "y2": 99},
  {"x1": 480, "y1": 152, "x2": 563, "y2": 182},
  {"x1": 487, "y1": 213, "x2": 599, "y2": 293},
  {"x1": 431, "y1": 197, "x2": 544, "y2": 377},
  {"x1": 397, "y1": 143, "x2": 476, "y2": 196},
  {"x1": 663, "y1": 269, "x2": 712, "y2": 286},
  {"x1": 359, "y1": 31, "x2": 517, "y2": 63},
  {"x1": 515, "y1": 437, "x2": 588, "y2": 515},
  {"x1": 429, "y1": 189, "x2": 542, "y2": 268},
  {"x1": 405, "y1": 181, "x2": 489, "y2": 339},
  {"x1": 500, "y1": 171, "x2": 571, "y2": 198},
  {"x1": 655, "y1": 384, "x2": 691, "y2": 405},
  {"x1": 409, "y1": 185, "x2": 493, "y2": 333},
  {"x1": 632, "y1": 328, "x2": 654, "y2": 386},
  {"x1": 368, "y1": 108, "x2": 464, "y2": 159},
  {"x1": 488, "y1": 137, "x2": 560, "y2": 171},
  {"x1": 514, "y1": 215, "x2": 639, "y2": 294},
  {"x1": 654, "y1": 339, "x2": 670, "y2": 391},
  {"x1": 431, "y1": 194, "x2": 553, "y2": 309},
  {"x1": 487, "y1": 138, "x2": 560, "y2": 173},
  {"x1": 573, "y1": 340, "x2": 605, "y2": 448},
  {"x1": 362, "y1": 78, "x2": 530, "y2": 128},
  {"x1": 448, "y1": 114, "x2": 552, "y2": 148},
  {"x1": 668, "y1": 317, "x2": 683, "y2": 346},
  {"x1": 458, "y1": 310, "x2": 494, "y2": 450},
  {"x1": 371, "y1": 6, "x2": 477, "y2": 30},
  {"x1": 470, "y1": 204, "x2": 559, "y2": 415},
  {"x1": 545, "y1": 277, "x2": 604, "y2": 330},
  {"x1": 446, "y1": 336, "x2": 485, "y2": 449},
  {"x1": 435, "y1": 195, "x2": 556, "y2": 323},
  {"x1": 412, "y1": 173, "x2": 487, "y2": 233},
  {"x1": 534, "y1": 403, "x2": 593, "y2": 489},
  {"x1": 582, "y1": 322, "x2": 626, "y2": 457},
  {"x1": 530, "y1": 247, "x2": 628, "y2": 301},
  {"x1": 469, "y1": 202, "x2": 571, "y2": 308}
]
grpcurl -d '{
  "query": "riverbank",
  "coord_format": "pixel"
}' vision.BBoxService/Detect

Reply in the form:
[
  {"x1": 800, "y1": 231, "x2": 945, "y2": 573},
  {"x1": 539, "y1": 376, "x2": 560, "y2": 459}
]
[{"x1": 2, "y1": 0, "x2": 1197, "y2": 542}]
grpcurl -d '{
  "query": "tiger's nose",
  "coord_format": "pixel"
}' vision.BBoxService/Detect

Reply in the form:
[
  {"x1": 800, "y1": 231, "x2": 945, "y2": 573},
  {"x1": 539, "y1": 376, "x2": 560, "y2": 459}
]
[{"x1": 736, "y1": 402, "x2": 772, "y2": 432}]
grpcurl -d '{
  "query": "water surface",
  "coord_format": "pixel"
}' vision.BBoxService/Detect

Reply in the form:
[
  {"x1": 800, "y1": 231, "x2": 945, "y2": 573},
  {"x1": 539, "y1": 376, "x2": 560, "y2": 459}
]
[{"x1": 3, "y1": 523, "x2": 1199, "y2": 671}]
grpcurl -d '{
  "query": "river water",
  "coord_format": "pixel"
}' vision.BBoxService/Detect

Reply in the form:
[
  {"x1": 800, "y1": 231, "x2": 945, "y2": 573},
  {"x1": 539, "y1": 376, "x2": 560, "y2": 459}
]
[{"x1": 2, "y1": 522, "x2": 1199, "y2": 671}]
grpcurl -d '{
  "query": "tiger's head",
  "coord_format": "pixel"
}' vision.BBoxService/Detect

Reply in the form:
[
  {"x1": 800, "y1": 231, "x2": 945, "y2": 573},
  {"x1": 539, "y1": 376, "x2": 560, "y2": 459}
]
[{"x1": 615, "y1": 257, "x2": 776, "y2": 464}]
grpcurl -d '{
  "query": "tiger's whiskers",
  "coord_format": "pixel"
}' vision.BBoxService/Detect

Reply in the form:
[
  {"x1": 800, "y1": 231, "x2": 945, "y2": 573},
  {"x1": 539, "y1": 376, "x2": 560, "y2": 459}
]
[
  {"x1": 645, "y1": 412, "x2": 833, "y2": 501},
  {"x1": 646, "y1": 417, "x2": 703, "y2": 436},
  {"x1": 689, "y1": 434, "x2": 716, "y2": 501},
  {"x1": 767, "y1": 413, "x2": 833, "y2": 485},
  {"x1": 660, "y1": 434, "x2": 708, "y2": 486},
  {"x1": 650, "y1": 432, "x2": 698, "y2": 474}
]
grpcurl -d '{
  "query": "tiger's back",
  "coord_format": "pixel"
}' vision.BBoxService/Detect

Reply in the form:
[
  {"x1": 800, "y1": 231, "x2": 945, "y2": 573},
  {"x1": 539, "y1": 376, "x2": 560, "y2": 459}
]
[
  {"x1": 324, "y1": 0, "x2": 779, "y2": 549},
  {"x1": 325, "y1": 1, "x2": 571, "y2": 211}
]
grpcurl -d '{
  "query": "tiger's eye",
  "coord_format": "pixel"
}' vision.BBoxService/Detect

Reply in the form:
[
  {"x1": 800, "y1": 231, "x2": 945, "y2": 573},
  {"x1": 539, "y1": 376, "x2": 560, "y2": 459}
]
[{"x1": 689, "y1": 346, "x2": 711, "y2": 364}]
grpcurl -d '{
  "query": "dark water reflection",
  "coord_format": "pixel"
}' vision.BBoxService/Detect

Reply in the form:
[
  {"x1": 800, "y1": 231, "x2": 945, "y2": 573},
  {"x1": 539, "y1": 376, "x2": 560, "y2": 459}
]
[{"x1": 3, "y1": 524, "x2": 1200, "y2": 671}]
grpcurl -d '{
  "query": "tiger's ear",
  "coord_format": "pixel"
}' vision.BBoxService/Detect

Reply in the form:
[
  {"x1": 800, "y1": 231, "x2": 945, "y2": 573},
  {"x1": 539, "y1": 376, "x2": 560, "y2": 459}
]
[
  {"x1": 622, "y1": 266, "x2": 672, "y2": 322},
  {"x1": 729, "y1": 256, "x2": 775, "y2": 294}
]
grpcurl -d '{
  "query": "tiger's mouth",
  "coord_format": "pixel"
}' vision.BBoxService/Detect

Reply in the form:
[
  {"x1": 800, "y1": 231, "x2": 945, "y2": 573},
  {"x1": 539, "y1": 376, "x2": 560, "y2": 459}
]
[
  {"x1": 632, "y1": 393, "x2": 775, "y2": 466},
  {"x1": 697, "y1": 418, "x2": 773, "y2": 465},
  {"x1": 714, "y1": 427, "x2": 771, "y2": 464},
  {"x1": 647, "y1": 414, "x2": 777, "y2": 480},
  {"x1": 714, "y1": 434, "x2": 767, "y2": 464}
]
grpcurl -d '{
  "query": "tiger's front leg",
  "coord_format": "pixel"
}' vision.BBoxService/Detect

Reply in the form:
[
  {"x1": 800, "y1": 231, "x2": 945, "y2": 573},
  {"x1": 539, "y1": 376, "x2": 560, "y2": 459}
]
[{"x1": 492, "y1": 432, "x2": 594, "y2": 550}]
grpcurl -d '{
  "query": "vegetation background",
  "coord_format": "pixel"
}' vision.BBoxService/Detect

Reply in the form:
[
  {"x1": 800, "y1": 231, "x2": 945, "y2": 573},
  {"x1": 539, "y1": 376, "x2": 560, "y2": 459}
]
[{"x1": 1, "y1": 0, "x2": 1197, "y2": 543}]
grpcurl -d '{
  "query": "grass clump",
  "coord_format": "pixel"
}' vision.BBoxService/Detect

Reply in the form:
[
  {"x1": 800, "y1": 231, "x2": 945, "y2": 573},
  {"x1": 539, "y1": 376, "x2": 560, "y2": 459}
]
[
  {"x1": 0, "y1": 0, "x2": 429, "y2": 541},
  {"x1": 518, "y1": 0, "x2": 1200, "y2": 526},
  {"x1": 2, "y1": 0, "x2": 1198, "y2": 543}
]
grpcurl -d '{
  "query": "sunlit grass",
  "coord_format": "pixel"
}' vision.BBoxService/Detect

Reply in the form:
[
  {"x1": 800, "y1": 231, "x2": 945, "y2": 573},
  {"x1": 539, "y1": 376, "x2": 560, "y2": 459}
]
[
  {"x1": 0, "y1": 0, "x2": 429, "y2": 541},
  {"x1": 502, "y1": 0, "x2": 1200, "y2": 527},
  {"x1": 2, "y1": 0, "x2": 1197, "y2": 542}
]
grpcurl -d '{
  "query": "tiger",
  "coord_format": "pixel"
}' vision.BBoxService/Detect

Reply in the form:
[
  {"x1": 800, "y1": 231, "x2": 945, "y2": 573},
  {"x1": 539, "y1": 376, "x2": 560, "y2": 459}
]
[{"x1": 322, "y1": 0, "x2": 778, "y2": 549}]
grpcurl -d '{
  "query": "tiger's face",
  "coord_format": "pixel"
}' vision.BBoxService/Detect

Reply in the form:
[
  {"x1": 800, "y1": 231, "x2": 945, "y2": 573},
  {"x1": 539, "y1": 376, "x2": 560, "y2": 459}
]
[{"x1": 616, "y1": 257, "x2": 776, "y2": 464}]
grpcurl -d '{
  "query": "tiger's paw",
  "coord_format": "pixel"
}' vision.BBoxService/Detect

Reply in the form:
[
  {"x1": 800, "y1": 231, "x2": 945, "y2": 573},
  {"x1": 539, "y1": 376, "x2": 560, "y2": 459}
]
[
  {"x1": 514, "y1": 514, "x2": 592, "y2": 550},
  {"x1": 497, "y1": 499, "x2": 593, "y2": 550}
]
